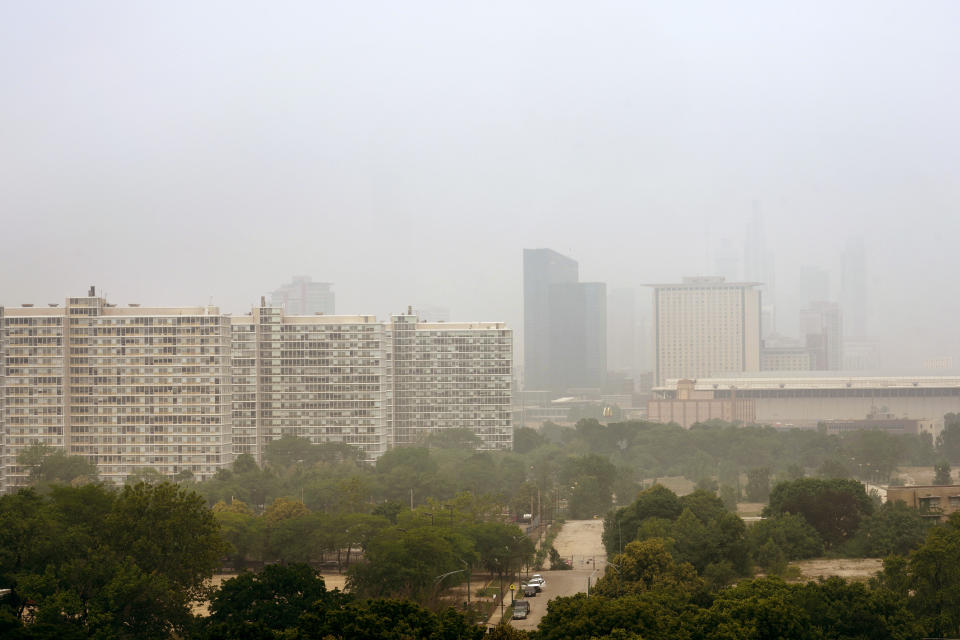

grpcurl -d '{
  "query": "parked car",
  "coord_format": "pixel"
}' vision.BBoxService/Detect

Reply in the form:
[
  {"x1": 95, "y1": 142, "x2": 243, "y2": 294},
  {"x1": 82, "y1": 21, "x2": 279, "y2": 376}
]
[
  {"x1": 525, "y1": 577, "x2": 544, "y2": 592},
  {"x1": 523, "y1": 584, "x2": 538, "y2": 597},
  {"x1": 512, "y1": 600, "x2": 530, "y2": 619}
]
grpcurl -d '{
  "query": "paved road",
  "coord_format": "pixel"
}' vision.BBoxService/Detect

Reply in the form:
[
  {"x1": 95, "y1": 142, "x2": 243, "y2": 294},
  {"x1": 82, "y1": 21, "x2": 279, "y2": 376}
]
[{"x1": 510, "y1": 520, "x2": 607, "y2": 632}]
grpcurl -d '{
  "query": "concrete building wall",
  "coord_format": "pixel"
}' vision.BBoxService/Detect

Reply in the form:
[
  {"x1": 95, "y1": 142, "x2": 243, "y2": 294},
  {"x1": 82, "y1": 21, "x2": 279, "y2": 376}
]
[
  {"x1": 390, "y1": 315, "x2": 512, "y2": 451},
  {"x1": 647, "y1": 398, "x2": 756, "y2": 429},
  {"x1": 652, "y1": 277, "x2": 762, "y2": 385},
  {"x1": 1, "y1": 294, "x2": 235, "y2": 490},
  {"x1": 888, "y1": 485, "x2": 960, "y2": 521},
  {"x1": 752, "y1": 396, "x2": 960, "y2": 429},
  {"x1": 233, "y1": 309, "x2": 387, "y2": 463},
  {"x1": 761, "y1": 348, "x2": 813, "y2": 371},
  {"x1": 1, "y1": 307, "x2": 68, "y2": 490},
  {"x1": 652, "y1": 375, "x2": 960, "y2": 430}
]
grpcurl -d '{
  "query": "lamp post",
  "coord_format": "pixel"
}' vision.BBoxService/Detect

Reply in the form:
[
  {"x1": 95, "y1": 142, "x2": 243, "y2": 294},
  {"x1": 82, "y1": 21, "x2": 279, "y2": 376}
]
[
  {"x1": 433, "y1": 569, "x2": 465, "y2": 607},
  {"x1": 459, "y1": 558, "x2": 471, "y2": 608},
  {"x1": 618, "y1": 513, "x2": 623, "y2": 554}
]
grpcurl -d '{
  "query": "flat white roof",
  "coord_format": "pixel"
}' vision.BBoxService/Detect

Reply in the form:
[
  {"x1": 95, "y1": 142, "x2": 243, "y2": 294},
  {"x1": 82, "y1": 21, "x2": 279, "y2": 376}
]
[{"x1": 657, "y1": 373, "x2": 960, "y2": 392}]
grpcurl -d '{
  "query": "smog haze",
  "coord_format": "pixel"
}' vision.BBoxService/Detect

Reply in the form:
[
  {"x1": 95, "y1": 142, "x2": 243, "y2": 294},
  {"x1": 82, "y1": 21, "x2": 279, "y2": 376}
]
[{"x1": 2, "y1": 1, "x2": 959, "y2": 368}]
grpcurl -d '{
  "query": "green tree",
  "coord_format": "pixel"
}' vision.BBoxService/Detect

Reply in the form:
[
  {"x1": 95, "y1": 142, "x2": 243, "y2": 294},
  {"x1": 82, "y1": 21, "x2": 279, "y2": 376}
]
[
  {"x1": 107, "y1": 482, "x2": 229, "y2": 597},
  {"x1": 934, "y1": 460, "x2": 952, "y2": 485},
  {"x1": 696, "y1": 576, "x2": 920, "y2": 640},
  {"x1": 203, "y1": 564, "x2": 342, "y2": 637},
  {"x1": 535, "y1": 592, "x2": 694, "y2": 640},
  {"x1": 425, "y1": 428, "x2": 482, "y2": 450},
  {"x1": 513, "y1": 427, "x2": 546, "y2": 454},
  {"x1": 747, "y1": 513, "x2": 824, "y2": 562},
  {"x1": 843, "y1": 430, "x2": 902, "y2": 482},
  {"x1": 843, "y1": 501, "x2": 930, "y2": 557},
  {"x1": 938, "y1": 413, "x2": 960, "y2": 462},
  {"x1": 561, "y1": 454, "x2": 617, "y2": 519},
  {"x1": 719, "y1": 485, "x2": 738, "y2": 511},
  {"x1": 16, "y1": 444, "x2": 98, "y2": 486},
  {"x1": 0, "y1": 483, "x2": 228, "y2": 639},
  {"x1": 764, "y1": 478, "x2": 874, "y2": 548},
  {"x1": 296, "y1": 598, "x2": 484, "y2": 640},
  {"x1": 592, "y1": 538, "x2": 703, "y2": 599},
  {"x1": 603, "y1": 484, "x2": 683, "y2": 556},
  {"x1": 905, "y1": 513, "x2": 960, "y2": 637},
  {"x1": 346, "y1": 525, "x2": 473, "y2": 604},
  {"x1": 744, "y1": 467, "x2": 771, "y2": 502}
]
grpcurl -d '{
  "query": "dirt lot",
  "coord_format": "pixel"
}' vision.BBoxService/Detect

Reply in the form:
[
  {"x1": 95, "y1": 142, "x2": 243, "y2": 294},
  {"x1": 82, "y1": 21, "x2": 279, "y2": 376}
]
[
  {"x1": 894, "y1": 466, "x2": 939, "y2": 486},
  {"x1": 509, "y1": 519, "x2": 607, "y2": 632},
  {"x1": 791, "y1": 558, "x2": 883, "y2": 582}
]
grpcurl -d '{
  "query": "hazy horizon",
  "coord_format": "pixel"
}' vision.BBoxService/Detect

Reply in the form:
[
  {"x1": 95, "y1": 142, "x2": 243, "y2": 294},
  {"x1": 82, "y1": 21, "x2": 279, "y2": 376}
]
[{"x1": 3, "y1": 2, "x2": 959, "y2": 370}]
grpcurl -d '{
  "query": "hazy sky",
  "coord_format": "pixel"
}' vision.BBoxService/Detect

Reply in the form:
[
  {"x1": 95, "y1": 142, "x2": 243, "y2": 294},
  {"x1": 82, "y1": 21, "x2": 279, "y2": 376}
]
[{"x1": 2, "y1": 2, "x2": 959, "y2": 368}]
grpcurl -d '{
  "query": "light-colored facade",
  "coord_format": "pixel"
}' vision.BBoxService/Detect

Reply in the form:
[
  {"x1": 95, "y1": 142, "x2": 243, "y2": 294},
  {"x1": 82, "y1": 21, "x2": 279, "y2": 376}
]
[
  {"x1": 800, "y1": 301, "x2": 842, "y2": 370},
  {"x1": 761, "y1": 347, "x2": 813, "y2": 372},
  {"x1": 389, "y1": 314, "x2": 512, "y2": 450},
  {"x1": 2, "y1": 305, "x2": 69, "y2": 493},
  {"x1": 888, "y1": 485, "x2": 960, "y2": 521},
  {"x1": 651, "y1": 373, "x2": 960, "y2": 430},
  {"x1": 651, "y1": 277, "x2": 762, "y2": 385},
  {"x1": 1, "y1": 292, "x2": 234, "y2": 491},
  {"x1": 2, "y1": 293, "x2": 513, "y2": 490},
  {"x1": 231, "y1": 307, "x2": 387, "y2": 463},
  {"x1": 647, "y1": 379, "x2": 756, "y2": 428},
  {"x1": 822, "y1": 415, "x2": 939, "y2": 440}
]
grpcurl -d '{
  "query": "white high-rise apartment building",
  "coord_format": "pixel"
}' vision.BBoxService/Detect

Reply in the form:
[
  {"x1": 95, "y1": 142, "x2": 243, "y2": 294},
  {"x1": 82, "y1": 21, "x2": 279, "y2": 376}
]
[
  {"x1": 231, "y1": 305, "x2": 387, "y2": 463},
  {"x1": 652, "y1": 277, "x2": 762, "y2": 385},
  {"x1": 1, "y1": 292, "x2": 513, "y2": 491},
  {"x1": 388, "y1": 314, "x2": 512, "y2": 450},
  {"x1": 1, "y1": 289, "x2": 234, "y2": 491}
]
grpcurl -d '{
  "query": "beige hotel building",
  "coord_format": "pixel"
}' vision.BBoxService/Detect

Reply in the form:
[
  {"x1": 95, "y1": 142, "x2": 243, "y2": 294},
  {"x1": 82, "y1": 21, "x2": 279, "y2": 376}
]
[{"x1": 652, "y1": 277, "x2": 762, "y2": 385}]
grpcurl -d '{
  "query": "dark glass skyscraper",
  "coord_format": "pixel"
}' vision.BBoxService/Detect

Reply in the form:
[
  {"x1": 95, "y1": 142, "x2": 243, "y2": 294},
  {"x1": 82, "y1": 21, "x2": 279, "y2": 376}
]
[{"x1": 523, "y1": 249, "x2": 606, "y2": 393}]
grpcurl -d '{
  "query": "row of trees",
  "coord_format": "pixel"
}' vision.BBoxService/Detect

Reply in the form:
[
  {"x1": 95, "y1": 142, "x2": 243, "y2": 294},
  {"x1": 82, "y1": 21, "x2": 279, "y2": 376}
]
[
  {"x1": 20, "y1": 417, "x2": 956, "y2": 530},
  {"x1": 528, "y1": 418, "x2": 945, "y2": 489},
  {"x1": 0, "y1": 483, "x2": 226, "y2": 639},
  {"x1": 604, "y1": 479, "x2": 933, "y2": 582},
  {"x1": 213, "y1": 492, "x2": 535, "y2": 605},
  {"x1": 193, "y1": 433, "x2": 627, "y2": 522}
]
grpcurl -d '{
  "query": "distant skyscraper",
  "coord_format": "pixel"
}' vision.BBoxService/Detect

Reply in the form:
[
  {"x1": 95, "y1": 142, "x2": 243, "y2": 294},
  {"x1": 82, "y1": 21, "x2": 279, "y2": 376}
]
[
  {"x1": 651, "y1": 277, "x2": 762, "y2": 385},
  {"x1": 841, "y1": 238, "x2": 867, "y2": 338},
  {"x1": 800, "y1": 301, "x2": 843, "y2": 370},
  {"x1": 523, "y1": 249, "x2": 606, "y2": 392},
  {"x1": 270, "y1": 276, "x2": 335, "y2": 315}
]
